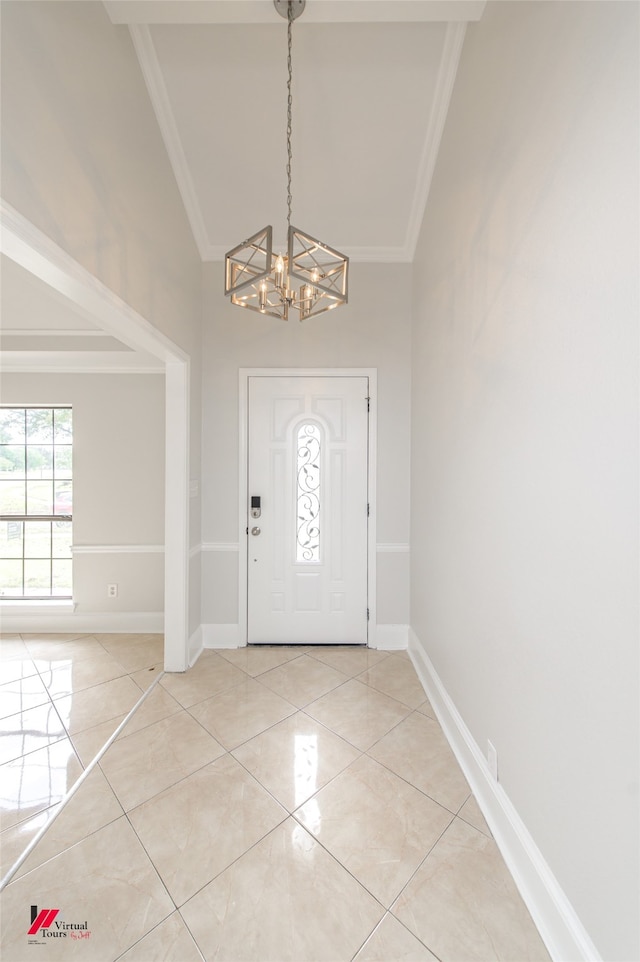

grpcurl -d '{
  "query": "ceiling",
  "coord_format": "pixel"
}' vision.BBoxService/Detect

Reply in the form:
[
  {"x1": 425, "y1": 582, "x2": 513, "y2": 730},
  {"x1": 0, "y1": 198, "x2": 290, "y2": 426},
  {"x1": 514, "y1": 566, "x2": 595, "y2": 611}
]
[
  {"x1": 0, "y1": 0, "x2": 485, "y2": 371},
  {"x1": 107, "y1": 0, "x2": 486, "y2": 262}
]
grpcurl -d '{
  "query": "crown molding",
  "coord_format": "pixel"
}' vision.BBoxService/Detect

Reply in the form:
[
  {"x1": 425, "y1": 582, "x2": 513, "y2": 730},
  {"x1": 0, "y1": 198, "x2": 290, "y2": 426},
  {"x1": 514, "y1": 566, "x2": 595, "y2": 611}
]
[
  {"x1": 0, "y1": 351, "x2": 164, "y2": 374},
  {"x1": 131, "y1": 24, "x2": 415, "y2": 267},
  {"x1": 130, "y1": 24, "x2": 211, "y2": 260},
  {"x1": 404, "y1": 20, "x2": 466, "y2": 259},
  {"x1": 107, "y1": 2, "x2": 486, "y2": 26},
  {"x1": 131, "y1": 20, "x2": 467, "y2": 267},
  {"x1": 0, "y1": 329, "x2": 111, "y2": 338}
]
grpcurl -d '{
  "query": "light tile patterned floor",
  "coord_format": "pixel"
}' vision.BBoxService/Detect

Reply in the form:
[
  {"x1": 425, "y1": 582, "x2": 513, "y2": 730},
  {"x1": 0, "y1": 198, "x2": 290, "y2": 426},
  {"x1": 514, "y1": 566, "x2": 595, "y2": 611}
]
[{"x1": 0, "y1": 634, "x2": 551, "y2": 962}]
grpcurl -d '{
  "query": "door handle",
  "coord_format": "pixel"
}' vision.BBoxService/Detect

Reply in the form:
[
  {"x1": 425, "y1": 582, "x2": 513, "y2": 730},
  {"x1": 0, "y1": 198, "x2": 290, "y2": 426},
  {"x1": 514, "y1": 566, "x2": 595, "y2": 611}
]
[{"x1": 251, "y1": 526, "x2": 261, "y2": 536}]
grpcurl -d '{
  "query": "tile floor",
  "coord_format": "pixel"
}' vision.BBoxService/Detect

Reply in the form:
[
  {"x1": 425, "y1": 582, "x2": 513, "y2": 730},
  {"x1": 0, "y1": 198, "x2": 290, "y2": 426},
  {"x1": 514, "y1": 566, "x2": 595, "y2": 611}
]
[{"x1": 0, "y1": 634, "x2": 551, "y2": 962}]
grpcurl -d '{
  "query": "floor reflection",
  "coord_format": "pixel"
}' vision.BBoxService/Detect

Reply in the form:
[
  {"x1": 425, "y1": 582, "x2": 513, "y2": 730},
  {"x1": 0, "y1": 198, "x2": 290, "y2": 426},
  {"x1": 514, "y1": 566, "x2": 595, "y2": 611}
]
[
  {"x1": 0, "y1": 702, "x2": 66, "y2": 766},
  {"x1": 1, "y1": 738, "x2": 79, "y2": 824},
  {"x1": 294, "y1": 733, "x2": 318, "y2": 807}
]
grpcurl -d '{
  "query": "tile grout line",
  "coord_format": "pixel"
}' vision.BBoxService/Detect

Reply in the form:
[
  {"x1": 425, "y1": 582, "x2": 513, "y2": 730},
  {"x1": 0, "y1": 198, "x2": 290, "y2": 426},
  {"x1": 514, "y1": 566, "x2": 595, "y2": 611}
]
[
  {"x1": 164, "y1": 665, "x2": 455, "y2": 959},
  {"x1": 0, "y1": 668, "x2": 166, "y2": 892},
  {"x1": 283, "y1": 751, "x2": 457, "y2": 932},
  {"x1": 5, "y1": 647, "x2": 483, "y2": 959},
  {"x1": 348, "y1": 910, "x2": 443, "y2": 962},
  {"x1": 361, "y1": 712, "x2": 466, "y2": 817}
]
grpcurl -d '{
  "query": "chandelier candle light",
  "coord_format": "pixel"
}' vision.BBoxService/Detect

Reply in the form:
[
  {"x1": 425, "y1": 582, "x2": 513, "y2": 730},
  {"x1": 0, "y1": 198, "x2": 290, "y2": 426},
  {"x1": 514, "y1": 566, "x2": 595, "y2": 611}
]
[{"x1": 224, "y1": 0, "x2": 349, "y2": 321}]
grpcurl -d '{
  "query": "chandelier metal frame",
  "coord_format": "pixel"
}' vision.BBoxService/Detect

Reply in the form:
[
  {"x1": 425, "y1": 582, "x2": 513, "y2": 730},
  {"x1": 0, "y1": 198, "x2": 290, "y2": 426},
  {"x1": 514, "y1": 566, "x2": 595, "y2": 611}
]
[{"x1": 224, "y1": 0, "x2": 349, "y2": 321}]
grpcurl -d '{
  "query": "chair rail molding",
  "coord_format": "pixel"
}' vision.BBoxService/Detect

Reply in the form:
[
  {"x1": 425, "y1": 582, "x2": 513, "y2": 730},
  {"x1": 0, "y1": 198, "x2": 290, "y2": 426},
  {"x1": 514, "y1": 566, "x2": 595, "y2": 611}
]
[{"x1": 71, "y1": 544, "x2": 165, "y2": 554}]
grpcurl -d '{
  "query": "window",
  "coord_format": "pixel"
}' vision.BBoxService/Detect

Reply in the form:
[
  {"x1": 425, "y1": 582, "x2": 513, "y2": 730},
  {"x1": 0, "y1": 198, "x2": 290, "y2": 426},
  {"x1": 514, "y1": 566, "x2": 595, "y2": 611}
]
[
  {"x1": 296, "y1": 422, "x2": 321, "y2": 563},
  {"x1": 0, "y1": 407, "x2": 72, "y2": 599}
]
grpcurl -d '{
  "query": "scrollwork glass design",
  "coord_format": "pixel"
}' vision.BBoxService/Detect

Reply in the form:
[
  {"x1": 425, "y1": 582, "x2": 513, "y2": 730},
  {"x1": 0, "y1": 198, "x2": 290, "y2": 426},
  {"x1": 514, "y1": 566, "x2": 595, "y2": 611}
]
[{"x1": 296, "y1": 423, "x2": 321, "y2": 562}]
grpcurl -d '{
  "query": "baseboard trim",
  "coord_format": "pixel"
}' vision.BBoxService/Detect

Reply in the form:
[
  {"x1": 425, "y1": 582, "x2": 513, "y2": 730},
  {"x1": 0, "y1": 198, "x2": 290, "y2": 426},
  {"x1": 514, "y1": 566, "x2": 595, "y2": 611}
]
[
  {"x1": 201, "y1": 623, "x2": 243, "y2": 649},
  {"x1": 0, "y1": 609, "x2": 164, "y2": 634},
  {"x1": 408, "y1": 628, "x2": 602, "y2": 962},
  {"x1": 373, "y1": 623, "x2": 409, "y2": 650}
]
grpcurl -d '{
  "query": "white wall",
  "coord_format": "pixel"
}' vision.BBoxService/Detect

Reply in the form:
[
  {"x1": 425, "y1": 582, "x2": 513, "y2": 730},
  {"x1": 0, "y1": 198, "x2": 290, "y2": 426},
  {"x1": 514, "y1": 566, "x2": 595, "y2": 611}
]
[
  {"x1": 1, "y1": 0, "x2": 203, "y2": 645},
  {"x1": 0, "y1": 1, "x2": 201, "y2": 355},
  {"x1": 202, "y1": 261, "x2": 412, "y2": 639},
  {"x1": 410, "y1": 3, "x2": 639, "y2": 959},
  {"x1": 0, "y1": 373, "x2": 165, "y2": 618}
]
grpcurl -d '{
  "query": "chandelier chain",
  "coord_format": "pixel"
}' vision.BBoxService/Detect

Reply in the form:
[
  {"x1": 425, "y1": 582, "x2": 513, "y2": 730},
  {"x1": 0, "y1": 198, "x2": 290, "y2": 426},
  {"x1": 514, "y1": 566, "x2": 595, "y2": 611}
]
[
  {"x1": 286, "y1": 2, "x2": 293, "y2": 234},
  {"x1": 224, "y1": 0, "x2": 348, "y2": 320}
]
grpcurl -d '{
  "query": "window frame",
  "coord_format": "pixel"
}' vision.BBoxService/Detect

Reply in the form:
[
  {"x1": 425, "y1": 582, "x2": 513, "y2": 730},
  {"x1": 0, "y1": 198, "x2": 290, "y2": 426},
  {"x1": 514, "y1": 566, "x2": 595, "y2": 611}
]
[
  {"x1": 0, "y1": 405, "x2": 73, "y2": 601},
  {"x1": 295, "y1": 420, "x2": 322, "y2": 564}
]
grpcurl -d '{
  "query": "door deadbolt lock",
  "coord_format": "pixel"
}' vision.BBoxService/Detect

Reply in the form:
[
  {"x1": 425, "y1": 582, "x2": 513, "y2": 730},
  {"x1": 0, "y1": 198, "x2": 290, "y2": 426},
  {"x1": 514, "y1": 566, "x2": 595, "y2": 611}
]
[
  {"x1": 251, "y1": 526, "x2": 261, "y2": 536},
  {"x1": 251, "y1": 495, "x2": 261, "y2": 519}
]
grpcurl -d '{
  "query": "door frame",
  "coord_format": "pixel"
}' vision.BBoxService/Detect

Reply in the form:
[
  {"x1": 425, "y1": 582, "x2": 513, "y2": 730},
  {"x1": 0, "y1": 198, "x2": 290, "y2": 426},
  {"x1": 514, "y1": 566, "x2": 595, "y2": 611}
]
[
  {"x1": 238, "y1": 368, "x2": 377, "y2": 648},
  {"x1": 1, "y1": 200, "x2": 191, "y2": 671}
]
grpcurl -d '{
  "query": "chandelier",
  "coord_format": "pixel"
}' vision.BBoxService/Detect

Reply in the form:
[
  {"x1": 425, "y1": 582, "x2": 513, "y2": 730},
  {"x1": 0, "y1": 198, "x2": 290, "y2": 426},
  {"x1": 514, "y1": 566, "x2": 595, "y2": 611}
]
[{"x1": 224, "y1": 0, "x2": 349, "y2": 321}]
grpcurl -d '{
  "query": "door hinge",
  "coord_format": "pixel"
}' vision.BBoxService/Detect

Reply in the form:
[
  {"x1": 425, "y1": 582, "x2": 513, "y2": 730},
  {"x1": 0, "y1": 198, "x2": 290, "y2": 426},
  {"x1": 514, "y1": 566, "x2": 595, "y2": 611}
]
[
  {"x1": 367, "y1": 502, "x2": 370, "y2": 517},
  {"x1": 367, "y1": 608, "x2": 370, "y2": 621},
  {"x1": 366, "y1": 396, "x2": 371, "y2": 412},
  {"x1": 246, "y1": 526, "x2": 249, "y2": 536}
]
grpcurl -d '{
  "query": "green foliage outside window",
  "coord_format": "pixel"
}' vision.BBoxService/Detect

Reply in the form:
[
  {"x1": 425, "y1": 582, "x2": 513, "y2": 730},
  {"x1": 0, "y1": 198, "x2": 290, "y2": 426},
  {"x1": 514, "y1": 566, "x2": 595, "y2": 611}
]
[{"x1": 0, "y1": 407, "x2": 73, "y2": 599}]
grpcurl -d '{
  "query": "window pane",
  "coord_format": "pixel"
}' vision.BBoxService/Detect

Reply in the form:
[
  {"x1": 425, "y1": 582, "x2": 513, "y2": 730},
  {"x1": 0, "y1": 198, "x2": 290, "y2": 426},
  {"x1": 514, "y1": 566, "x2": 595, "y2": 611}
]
[
  {"x1": 0, "y1": 521, "x2": 24, "y2": 559},
  {"x1": 24, "y1": 559, "x2": 51, "y2": 595},
  {"x1": 26, "y1": 410, "x2": 53, "y2": 444},
  {"x1": 52, "y1": 560, "x2": 72, "y2": 596},
  {"x1": 0, "y1": 445, "x2": 26, "y2": 478},
  {"x1": 24, "y1": 522, "x2": 51, "y2": 559},
  {"x1": 0, "y1": 409, "x2": 26, "y2": 443},
  {"x1": 0, "y1": 408, "x2": 72, "y2": 598},
  {"x1": 27, "y1": 445, "x2": 54, "y2": 479},
  {"x1": 296, "y1": 423, "x2": 321, "y2": 563},
  {"x1": 0, "y1": 480, "x2": 25, "y2": 515},
  {"x1": 0, "y1": 559, "x2": 23, "y2": 595},
  {"x1": 54, "y1": 445, "x2": 72, "y2": 479},
  {"x1": 54, "y1": 409, "x2": 72, "y2": 443},
  {"x1": 27, "y1": 481, "x2": 54, "y2": 515},
  {"x1": 54, "y1": 484, "x2": 72, "y2": 516},
  {"x1": 52, "y1": 521, "x2": 72, "y2": 559}
]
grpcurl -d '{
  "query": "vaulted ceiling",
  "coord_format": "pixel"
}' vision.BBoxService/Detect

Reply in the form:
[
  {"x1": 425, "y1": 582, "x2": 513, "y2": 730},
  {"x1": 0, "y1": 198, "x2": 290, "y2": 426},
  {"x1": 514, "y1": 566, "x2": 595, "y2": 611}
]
[
  {"x1": 106, "y1": 0, "x2": 486, "y2": 263},
  {"x1": 1, "y1": 0, "x2": 486, "y2": 368}
]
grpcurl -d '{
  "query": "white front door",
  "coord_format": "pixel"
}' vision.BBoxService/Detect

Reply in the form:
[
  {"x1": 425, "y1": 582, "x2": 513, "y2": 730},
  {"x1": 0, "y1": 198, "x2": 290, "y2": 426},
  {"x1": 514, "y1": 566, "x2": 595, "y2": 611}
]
[{"x1": 247, "y1": 375, "x2": 369, "y2": 645}]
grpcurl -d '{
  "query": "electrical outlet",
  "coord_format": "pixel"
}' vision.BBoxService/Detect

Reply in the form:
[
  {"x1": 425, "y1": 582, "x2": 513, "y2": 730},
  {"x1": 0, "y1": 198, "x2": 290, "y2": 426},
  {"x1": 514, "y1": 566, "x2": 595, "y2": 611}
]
[
  {"x1": 107, "y1": 583, "x2": 118, "y2": 598},
  {"x1": 487, "y1": 740, "x2": 498, "y2": 780}
]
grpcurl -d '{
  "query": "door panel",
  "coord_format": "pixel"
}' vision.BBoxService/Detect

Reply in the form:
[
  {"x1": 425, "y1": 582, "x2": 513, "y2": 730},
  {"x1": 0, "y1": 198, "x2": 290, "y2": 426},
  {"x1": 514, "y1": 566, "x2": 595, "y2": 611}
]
[{"x1": 247, "y1": 376, "x2": 369, "y2": 645}]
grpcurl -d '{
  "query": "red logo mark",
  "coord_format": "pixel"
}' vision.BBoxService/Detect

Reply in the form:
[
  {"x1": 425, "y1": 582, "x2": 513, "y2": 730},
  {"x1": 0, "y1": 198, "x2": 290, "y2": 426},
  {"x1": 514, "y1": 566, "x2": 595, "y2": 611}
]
[{"x1": 28, "y1": 909, "x2": 59, "y2": 935}]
